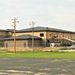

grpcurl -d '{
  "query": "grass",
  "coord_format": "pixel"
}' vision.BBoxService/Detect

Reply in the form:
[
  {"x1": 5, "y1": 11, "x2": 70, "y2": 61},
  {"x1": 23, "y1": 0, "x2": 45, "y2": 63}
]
[{"x1": 0, "y1": 51, "x2": 75, "y2": 59}]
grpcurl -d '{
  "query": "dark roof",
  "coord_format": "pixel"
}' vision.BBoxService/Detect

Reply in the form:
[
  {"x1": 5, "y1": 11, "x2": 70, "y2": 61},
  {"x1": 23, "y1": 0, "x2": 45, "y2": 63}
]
[
  {"x1": 6, "y1": 29, "x2": 14, "y2": 32},
  {"x1": 0, "y1": 29, "x2": 14, "y2": 32},
  {"x1": 16, "y1": 26, "x2": 75, "y2": 33},
  {"x1": 4, "y1": 35, "x2": 42, "y2": 40},
  {"x1": 0, "y1": 29, "x2": 9, "y2": 32},
  {"x1": 6, "y1": 29, "x2": 19, "y2": 32}
]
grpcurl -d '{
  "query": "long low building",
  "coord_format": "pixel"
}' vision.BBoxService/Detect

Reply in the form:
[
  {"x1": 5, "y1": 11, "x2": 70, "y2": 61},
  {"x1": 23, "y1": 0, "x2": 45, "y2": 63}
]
[
  {"x1": 4, "y1": 35, "x2": 42, "y2": 48},
  {"x1": 4, "y1": 26, "x2": 75, "y2": 48}
]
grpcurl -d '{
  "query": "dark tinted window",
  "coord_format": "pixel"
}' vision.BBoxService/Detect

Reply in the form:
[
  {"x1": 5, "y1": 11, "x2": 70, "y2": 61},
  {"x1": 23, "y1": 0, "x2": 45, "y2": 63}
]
[{"x1": 40, "y1": 33, "x2": 44, "y2": 37}]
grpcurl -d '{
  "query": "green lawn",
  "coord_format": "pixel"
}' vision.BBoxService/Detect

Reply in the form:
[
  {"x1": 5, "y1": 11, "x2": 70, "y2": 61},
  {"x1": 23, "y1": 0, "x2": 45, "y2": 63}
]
[{"x1": 0, "y1": 51, "x2": 75, "y2": 59}]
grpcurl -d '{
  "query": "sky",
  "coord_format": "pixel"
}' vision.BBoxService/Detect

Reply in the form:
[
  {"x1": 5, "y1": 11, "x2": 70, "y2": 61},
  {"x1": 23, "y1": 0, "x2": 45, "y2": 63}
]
[{"x1": 0, "y1": 0, "x2": 75, "y2": 31}]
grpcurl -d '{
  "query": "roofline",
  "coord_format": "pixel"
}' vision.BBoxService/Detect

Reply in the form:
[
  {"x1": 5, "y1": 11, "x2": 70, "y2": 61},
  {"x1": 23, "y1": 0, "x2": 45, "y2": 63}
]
[
  {"x1": 0, "y1": 29, "x2": 13, "y2": 32},
  {"x1": 0, "y1": 30, "x2": 9, "y2": 32},
  {"x1": 4, "y1": 38, "x2": 42, "y2": 41},
  {"x1": 15, "y1": 30, "x2": 75, "y2": 34}
]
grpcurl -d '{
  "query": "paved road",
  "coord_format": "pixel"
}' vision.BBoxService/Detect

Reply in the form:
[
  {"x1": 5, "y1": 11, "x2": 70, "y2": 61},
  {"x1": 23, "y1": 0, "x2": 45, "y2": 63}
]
[{"x1": 0, "y1": 58, "x2": 75, "y2": 75}]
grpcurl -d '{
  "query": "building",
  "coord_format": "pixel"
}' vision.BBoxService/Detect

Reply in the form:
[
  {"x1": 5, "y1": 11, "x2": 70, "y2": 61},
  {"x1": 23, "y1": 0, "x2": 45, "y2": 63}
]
[
  {"x1": 4, "y1": 26, "x2": 75, "y2": 48},
  {"x1": 4, "y1": 35, "x2": 42, "y2": 48},
  {"x1": 0, "y1": 29, "x2": 12, "y2": 46}
]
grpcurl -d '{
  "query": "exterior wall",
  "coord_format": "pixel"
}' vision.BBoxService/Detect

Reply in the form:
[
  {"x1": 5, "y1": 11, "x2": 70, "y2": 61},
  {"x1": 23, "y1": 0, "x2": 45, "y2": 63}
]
[
  {"x1": 0, "y1": 32, "x2": 8, "y2": 37},
  {"x1": 4, "y1": 39, "x2": 42, "y2": 48},
  {"x1": 46, "y1": 31, "x2": 75, "y2": 46},
  {"x1": 0, "y1": 31, "x2": 12, "y2": 38},
  {"x1": 28, "y1": 40, "x2": 42, "y2": 47},
  {"x1": 71, "y1": 33, "x2": 75, "y2": 39},
  {"x1": 12, "y1": 30, "x2": 75, "y2": 47},
  {"x1": 4, "y1": 40, "x2": 28, "y2": 48},
  {"x1": 0, "y1": 31, "x2": 12, "y2": 47},
  {"x1": 13, "y1": 31, "x2": 46, "y2": 38},
  {"x1": 7, "y1": 32, "x2": 12, "y2": 37},
  {"x1": 13, "y1": 31, "x2": 47, "y2": 46},
  {"x1": 47, "y1": 31, "x2": 75, "y2": 40}
]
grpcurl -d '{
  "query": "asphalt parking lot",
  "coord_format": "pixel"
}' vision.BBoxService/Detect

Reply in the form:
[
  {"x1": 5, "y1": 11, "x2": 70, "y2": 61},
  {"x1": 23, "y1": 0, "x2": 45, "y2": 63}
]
[{"x1": 0, "y1": 58, "x2": 75, "y2": 75}]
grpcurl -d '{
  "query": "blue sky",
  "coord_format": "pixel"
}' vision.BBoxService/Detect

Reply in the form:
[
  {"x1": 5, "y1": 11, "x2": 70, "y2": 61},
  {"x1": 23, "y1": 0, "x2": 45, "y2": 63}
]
[{"x1": 0, "y1": 0, "x2": 75, "y2": 31}]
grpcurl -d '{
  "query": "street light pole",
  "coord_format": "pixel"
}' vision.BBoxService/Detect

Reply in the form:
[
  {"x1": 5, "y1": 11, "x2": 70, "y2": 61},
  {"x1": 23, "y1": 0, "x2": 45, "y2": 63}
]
[{"x1": 30, "y1": 21, "x2": 35, "y2": 50}]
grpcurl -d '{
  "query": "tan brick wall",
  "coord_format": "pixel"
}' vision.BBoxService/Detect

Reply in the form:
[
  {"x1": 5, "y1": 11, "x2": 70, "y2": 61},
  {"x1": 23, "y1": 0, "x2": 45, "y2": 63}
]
[
  {"x1": 13, "y1": 31, "x2": 46, "y2": 38},
  {"x1": 47, "y1": 31, "x2": 75, "y2": 40},
  {"x1": 7, "y1": 32, "x2": 12, "y2": 36},
  {"x1": 12, "y1": 31, "x2": 75, "y2": 46},
  {"x1": 0, "y1": 31, "x2": 12, "y2": 37},
  {"x1": 47, "y1": 32, "x2": 58, "y2": 39},
  {"x1": 4, "y1": 39, "x2": 42, "y2": 48},
  {"x1": 4, "y1": 40, "x2": 28, "y2": 48},
  {"x1": 13, "y1": 31, "x2": 47, "y2": 46},
  {"x1": 71, "y1": 34, "x2": 75, "y2": 39},
  {"x1": 28, "y1": 40, "x2": 42, "y2": 47},
  {"x1": 0, "y1": 32, "x2": 8, "y2": 37}
]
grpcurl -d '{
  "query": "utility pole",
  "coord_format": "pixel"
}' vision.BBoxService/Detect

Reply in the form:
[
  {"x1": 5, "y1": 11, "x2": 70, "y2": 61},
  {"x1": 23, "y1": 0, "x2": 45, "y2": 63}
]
[
  {"x1": 12, "y1": 18, "x2": 19, "y2": 53},
  {"x1": 30, "y1": 21, "x2": 35, "y2": 50}
]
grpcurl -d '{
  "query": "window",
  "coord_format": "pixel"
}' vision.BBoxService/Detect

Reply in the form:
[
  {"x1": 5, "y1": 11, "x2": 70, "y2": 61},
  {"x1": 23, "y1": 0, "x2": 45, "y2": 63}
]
[{"x1": 40, "y1": 33, "x2": 44, "y2": 37}]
